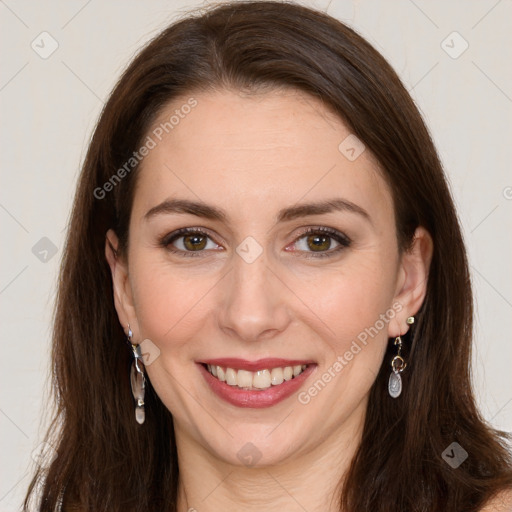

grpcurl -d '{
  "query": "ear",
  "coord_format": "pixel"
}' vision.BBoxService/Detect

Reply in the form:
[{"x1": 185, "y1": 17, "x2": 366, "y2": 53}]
[
  {"x1": 388, "y1": 226, "x2": 433, "y2": 337},
  {"x1": 105, "y1": 229, "x2": 139, "y2": 338}
]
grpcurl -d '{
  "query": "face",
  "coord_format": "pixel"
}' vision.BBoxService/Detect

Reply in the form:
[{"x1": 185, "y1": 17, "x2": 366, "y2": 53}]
[{"x1": 106, "y1": 88, "x2": 430, "y2": 467}]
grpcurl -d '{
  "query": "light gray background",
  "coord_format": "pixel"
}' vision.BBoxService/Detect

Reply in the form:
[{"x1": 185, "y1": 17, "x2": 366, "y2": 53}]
[{"x1": 1, "y1": 0, "x2": 511, "y2": 509}]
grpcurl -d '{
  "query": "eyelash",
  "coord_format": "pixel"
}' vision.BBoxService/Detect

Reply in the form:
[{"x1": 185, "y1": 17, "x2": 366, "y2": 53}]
[
  {"x1": 159, "y1": 226, "x2": 351, "y2": 259},
  {"x1": 290, "y1": 226, "x2": 352, "y2": 258},
  {"x1": 160, "y1": 227, "x2": 351, "y2": 258}
]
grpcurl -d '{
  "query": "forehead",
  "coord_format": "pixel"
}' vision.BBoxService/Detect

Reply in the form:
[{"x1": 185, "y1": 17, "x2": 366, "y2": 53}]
[{"x1": 131, "y1": 88, "x2": 392, "y2": 225}]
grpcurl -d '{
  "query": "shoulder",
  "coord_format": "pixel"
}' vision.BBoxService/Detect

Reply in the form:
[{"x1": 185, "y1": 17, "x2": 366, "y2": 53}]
[{"x1": 479, "y1": 489, "x2": 512, "y2": 512}]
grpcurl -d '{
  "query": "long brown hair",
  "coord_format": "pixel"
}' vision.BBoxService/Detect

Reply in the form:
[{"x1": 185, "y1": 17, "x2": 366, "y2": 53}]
[{"x1": 24, "y1": 2, "x2": 512, "y2": 511}]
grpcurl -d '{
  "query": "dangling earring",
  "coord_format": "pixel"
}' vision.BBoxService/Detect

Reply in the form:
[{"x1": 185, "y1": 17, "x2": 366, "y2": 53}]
[
  {"x1": 127, "y1": 325, "x2": 146, "y2": 424},
  {"x1": 388, "y1": 316, "x2": 415, "y2": 398},
  {"x1": 388, "y1": 334, "x2": 407, "y2": 398}
]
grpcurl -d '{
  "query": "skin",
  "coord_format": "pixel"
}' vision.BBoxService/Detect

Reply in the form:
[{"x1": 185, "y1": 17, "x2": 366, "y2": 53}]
[{"x1": 105, "y1": 88, "x2": 433, "y2": 511}]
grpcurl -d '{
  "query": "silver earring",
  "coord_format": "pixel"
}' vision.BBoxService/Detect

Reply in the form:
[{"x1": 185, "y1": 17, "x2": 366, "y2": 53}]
[
  {"x1": 388, "y1": 335, "x2": 407, "y2": 398},
  {"x1": 127, "y1": 325, "x2": 146, "y2": 424}
]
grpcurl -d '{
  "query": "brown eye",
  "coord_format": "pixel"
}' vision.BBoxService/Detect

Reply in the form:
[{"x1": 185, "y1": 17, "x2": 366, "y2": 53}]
[
  {"x1": 289, "y1": 227, "x2": 351, "y2": 258},
  {"x1": 182, "y1": 233, "x2": 207, "y2": 251},
  {"x1": 306, "y1": 234, "x2": 332, "y2": 252},
  {"x1": 161, "y1": 228, "x2": 222, "y2": 255}
]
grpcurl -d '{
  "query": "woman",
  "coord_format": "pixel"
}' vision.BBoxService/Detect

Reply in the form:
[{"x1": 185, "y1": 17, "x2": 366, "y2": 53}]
[{"x1": 24, "y1": 1, "x2": 512, "y2": 511}]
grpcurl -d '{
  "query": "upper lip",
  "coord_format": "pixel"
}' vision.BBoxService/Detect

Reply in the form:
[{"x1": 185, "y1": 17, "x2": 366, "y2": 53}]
[{"x1": 198, "y1": 358, "x2": 316, "y2": 371}]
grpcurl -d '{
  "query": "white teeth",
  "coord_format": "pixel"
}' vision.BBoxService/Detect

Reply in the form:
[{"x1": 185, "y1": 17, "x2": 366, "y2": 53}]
[
  {"x1": 237, "y1": 369, "x2": 253, "y2": 388},
  {"x1": 270, "y1": 367, "x2": 284, "y2": 385},
  {"x1": 225, "y1": 367, "x2": 237, "y2": 385},
  {"x1": 206, "y1": 364, "x2": 308, "y2": 390},
  {"x1": 253, "y1": 369, "x2": 271, "y2": 389}
]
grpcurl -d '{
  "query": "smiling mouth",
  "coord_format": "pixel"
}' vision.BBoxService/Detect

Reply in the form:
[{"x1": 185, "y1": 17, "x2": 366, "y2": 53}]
[{"x1": 202, "y1": 363, "x2": 309, "y2": 391}]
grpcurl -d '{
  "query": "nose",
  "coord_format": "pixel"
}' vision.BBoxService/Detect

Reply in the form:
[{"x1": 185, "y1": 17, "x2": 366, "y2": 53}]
[{"x1": 217, "y1": 245, "x2": 292, "y2": 343}]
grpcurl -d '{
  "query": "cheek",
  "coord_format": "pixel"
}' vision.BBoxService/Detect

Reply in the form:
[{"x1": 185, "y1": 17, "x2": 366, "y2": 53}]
[
  {"x1": 130, "y1": 258, "x2": 214, "y2": 347},
  {"x1": 128, "y1": 258, "x2": 216, "y2": 413},
  {"x1": 293, "y1": 255, "x2": 397, "y2": 346},
  {"x1": 292, "y1": 259, "x2": 397, "y2": 412},
  {"x1": 130, "y1": 247, "x2": 398, "y2": 351}
]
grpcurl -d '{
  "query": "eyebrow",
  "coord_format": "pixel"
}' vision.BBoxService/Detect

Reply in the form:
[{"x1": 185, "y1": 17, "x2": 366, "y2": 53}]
[{"x1": 144, "y1": 197, "x2": 371, "y2": 224}]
